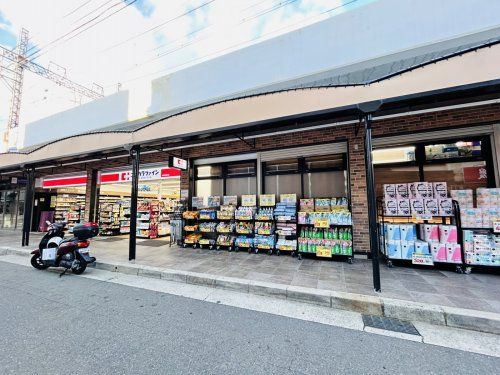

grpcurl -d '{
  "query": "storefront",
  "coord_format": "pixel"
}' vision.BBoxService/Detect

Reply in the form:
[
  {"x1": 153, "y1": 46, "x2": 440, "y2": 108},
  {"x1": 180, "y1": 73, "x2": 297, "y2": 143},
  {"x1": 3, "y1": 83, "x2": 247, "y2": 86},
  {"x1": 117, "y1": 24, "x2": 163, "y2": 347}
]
[{"x1": 98, "y1": 165, "x2": 181, "y2": 239}]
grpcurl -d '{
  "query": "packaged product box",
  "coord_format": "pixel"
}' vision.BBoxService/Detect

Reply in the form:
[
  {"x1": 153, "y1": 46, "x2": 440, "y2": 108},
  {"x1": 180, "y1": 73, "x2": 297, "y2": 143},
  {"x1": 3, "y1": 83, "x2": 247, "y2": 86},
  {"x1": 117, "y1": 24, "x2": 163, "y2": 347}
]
[
  {"x1": 396, "y1": 183, "x2": 409, "y2": 199},
  {"x1": 451, "y1": 189, "x2": 473, "y2": 199},
  {"x1": 439, "y1": 225, "x2": 458, "y2": 243},
  {"x1": 424, "y1": 199, "x2": 439, "y2": 216},
  {"x1": 433, "y1": 182, "x2": 448, "y2": 199},
  {"x1": 397, "y1": 199, "x2": 411, "y2": 216},
  {"x1": 314, "y1": 198, "x2": 331, "y2": 212},
  {"x1": 386, "y1": 241, "x2": 402, "y2": 259},
  {"x1": 384, "y1": 199, "x2": 398, "y2": 216},
  {"x1": 408, "y1": 182, "x2": 417, "y2": 199},
  {"x1": 438, "y1": 198, "x2": 453, "y2": 216},
  {"x1": 385, "y1": 224, "x2": 401, "y2": 241},
  {"x1": 420, "y1": 224, "x2": 439, "y2": 242},
  {"x1": 415, "y1": 182, "x2": 431, "y2": 198},
  {"x1": 476, "y1": 195, "x2": 491, "y2": 208},
  {"x1": 430, "y1": 242, "x2": 447, "y2": 262},
  {"x1": 410, "y1": 199, "x2": 425, "y2": 215},
  {"x1": 415, "y1": 240, "x2": 430, "y2": 254},
  {"x1": 400, "y1": 241, "x2": 415, "y2": 260},
  {"x1": 383, "y1": 184, "x2": 397, "y2": 199},
  {"x1": 446, "y1": 243, "x2": 462, "y2": 263},
  {"x1": 400, "y1": 224, "x2": 417, "y2": 242},
  {"x1": 482, "y1": 212, "x2": 492, "y2": 228},
  {"x1": 299, "y1": 199, "x2": 314, "y2": 212},
  {"x1": 462, "y1": 229, "x2": 474, "y2": 243}
]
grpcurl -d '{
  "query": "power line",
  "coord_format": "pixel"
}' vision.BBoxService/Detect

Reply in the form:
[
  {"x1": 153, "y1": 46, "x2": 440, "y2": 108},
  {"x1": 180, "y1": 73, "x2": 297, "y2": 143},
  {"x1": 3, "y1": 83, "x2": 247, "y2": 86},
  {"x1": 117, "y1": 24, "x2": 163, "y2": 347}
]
[
  {"x1": 26, "y1": 0, "x2": 137, "y2": 62},
  {"x1": 119, "y1": 0, "x2": 359, "y2": 85},
  {"x1": 72, "y1": 0, "x2": 116, "y2": 24},
  {"x1": 63, "y1": 0, "x2": 95, "y2": 18},
  {"x1": 103, "y1": 0, "x2": 216, "y2": 52}
]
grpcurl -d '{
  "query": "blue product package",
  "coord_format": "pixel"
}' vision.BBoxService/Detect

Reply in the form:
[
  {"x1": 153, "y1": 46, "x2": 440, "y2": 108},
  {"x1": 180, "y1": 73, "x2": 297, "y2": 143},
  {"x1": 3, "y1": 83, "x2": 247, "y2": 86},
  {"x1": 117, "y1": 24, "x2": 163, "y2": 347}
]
[
  {"x1": 400, "y1": 224, "x2": 417, "y2": 241},
  {"x1": 386, "y1": 241, "x2": 402, "y2": 259},
  {"x1": 386, "y1": 224, "x2": 401, "y2": 241},
  {"x1": 401, "y1": 241, "x2": 415, "y2": 259}
]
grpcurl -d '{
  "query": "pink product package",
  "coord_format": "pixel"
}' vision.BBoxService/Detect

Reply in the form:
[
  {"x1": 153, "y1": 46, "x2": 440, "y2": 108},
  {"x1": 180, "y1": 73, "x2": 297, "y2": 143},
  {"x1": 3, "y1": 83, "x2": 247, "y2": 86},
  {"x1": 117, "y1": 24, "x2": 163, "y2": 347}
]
[
  {"x1": 430, "y1": 242, "x2": 447, "y2": 262},
  {"x1": 410, "y1": 199, "x2": 425, "y2": 215},
  {"x1": 446, "y1": 243, "x2": 462, "y2": 263},
  {"x1": 433, "y1": 182, "x2": 447, "y2": 199},
  {"x1": 424, "y1": 199, "x2": 439, "y2": 216},
  {"x1": 439, "y1": 225, "x2": 458, "y2": 243},
  {"x1": 384, "y1": 184, "x2": 397, "y2": 199},
  {"x1": 420, "y1": 224, "x2": 439, "y2": 242},
  {"x1": 396, "y1": 183, "x2": 409, "y2": 199}
]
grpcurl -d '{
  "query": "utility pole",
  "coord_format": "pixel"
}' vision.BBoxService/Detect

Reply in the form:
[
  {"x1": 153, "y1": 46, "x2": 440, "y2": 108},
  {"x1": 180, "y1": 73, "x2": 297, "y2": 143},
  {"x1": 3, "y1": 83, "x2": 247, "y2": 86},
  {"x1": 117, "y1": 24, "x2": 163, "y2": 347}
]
[{"x1": 0, "y1": 28, "x2": 104, "y2": 151}]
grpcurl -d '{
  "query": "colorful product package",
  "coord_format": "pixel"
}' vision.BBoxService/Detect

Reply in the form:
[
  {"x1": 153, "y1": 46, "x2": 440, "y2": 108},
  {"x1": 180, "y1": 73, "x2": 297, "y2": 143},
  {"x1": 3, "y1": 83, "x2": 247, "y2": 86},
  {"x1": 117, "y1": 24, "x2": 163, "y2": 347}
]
[
  {"x1": 415, "y1": 240, "x2": 430, "y2": 254},
  {"x1": 430, "y1": 242, "x2": 447, "y2": 261},
  {"x1": 397, "y1": 199, "x2": 411, "y2": 216},
  {"x1": 386, "y1": 241, "x2": 402, "y2": 259},
  {"x1": 384, "y1": 199, "x2": 398, "y2": 216},
  {"x1": 433, "y1": 182, "x2": 448, "y2": 199},
  {"x1": 446, "y1": 243, "x2": 462, "y2": 263},
  {"x1": 438, "y1": 198, "x2": 453, "y2": 216},
  {"x1": 410, "y1": 199, "x2": 425, "y2": 215},
  {"x1": 399, "y1": 224, "x2": 417, "y2": 241},
  {"x1": 420, "y1": 224, "x2": 439, "y2": 242},
  {"x1": 424, "y1": 199, "x2": 439, "y2": 216},
  {"x1": 384, "y1": 184, "x2": 397, "y2": 199},
  {"x1": 415, "y1": 182, "x2": 432, "y2": 198},
  {"x1": 396, "y1": 183, "x2": 409, "y2": 199},
  {"x1": 400, "y1": 241, "x2": 415, "y2": 259},
  {"x1": 439, "y1": 225, "x2": 458, "y2": 243},
  {"x1": 385, "y1": 224, "x2": 401, "y2": 241}
]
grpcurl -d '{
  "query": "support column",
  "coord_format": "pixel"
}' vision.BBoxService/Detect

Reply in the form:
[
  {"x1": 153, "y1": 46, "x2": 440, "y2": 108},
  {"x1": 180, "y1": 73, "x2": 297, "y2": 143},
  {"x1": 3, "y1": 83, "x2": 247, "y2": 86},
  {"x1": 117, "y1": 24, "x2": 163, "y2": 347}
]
[
  {"x1": 363, "y1": 114, "x2": 381, "y2": 292},
  {"x1": 129, "y1": 147, "x2": 140, "y2": 261},
  {"x1": 85, "y1": 169, "x2": 99, "y2": 223},
  {"x1": 22, "y1": 168, "x2": 35, "y2": 247}
]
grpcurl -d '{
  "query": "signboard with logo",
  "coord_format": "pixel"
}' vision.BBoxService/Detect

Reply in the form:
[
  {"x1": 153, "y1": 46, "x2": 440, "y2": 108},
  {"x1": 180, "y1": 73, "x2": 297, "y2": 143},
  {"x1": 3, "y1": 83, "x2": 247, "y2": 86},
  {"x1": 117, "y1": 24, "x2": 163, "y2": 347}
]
[
  {"x1": 169, "y1": 156, "x2": 187, "y2": 170},
  {"x1": 100, "y1": 167, "x2": 180, "y2": 184},
  {"x1": 412, "y1": 253, "x2": 434, "y2": 266},
  {"x1": 42, "y1": 175, "x2": 88, "y2": 188}
]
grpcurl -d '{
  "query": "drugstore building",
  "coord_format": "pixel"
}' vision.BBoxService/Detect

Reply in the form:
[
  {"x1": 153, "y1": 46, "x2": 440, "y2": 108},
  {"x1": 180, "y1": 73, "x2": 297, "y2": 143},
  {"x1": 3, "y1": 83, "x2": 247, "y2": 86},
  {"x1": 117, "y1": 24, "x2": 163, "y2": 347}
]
[{"x1": 1, "y1": 39, "x2": 500, "y2": 271}]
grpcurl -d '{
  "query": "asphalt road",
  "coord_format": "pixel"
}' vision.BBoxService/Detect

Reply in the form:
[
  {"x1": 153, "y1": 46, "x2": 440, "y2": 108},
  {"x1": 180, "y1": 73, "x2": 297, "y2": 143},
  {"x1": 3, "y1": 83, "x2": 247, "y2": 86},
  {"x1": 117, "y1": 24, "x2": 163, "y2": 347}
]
[{"x1": 0, "y1": 262, "x2": 498, "y2": 375}]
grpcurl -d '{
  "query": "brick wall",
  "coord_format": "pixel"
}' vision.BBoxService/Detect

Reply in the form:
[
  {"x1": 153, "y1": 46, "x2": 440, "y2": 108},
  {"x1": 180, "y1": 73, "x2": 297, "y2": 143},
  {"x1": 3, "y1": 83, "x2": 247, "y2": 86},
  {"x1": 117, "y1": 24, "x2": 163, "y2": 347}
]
[{"x1": 31, "y1": 103, "x2": 500, "y2": 253}]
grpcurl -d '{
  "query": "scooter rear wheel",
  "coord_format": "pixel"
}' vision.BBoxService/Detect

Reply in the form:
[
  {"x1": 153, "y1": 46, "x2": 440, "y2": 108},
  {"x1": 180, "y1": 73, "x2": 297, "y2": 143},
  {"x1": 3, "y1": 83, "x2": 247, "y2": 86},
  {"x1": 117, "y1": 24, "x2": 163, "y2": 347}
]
[
  {"x1": 72, "y1": 257, "x2": 87, "y2": 275},
  {"x1": 30, "y1": 254, "x2": 49, "y2": 270}
]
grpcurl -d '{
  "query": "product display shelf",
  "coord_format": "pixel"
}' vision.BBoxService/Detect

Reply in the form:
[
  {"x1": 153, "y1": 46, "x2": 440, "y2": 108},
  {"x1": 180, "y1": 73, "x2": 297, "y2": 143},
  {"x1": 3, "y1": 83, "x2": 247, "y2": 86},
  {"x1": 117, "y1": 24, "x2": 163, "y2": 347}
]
[
  {"x1": 253, "y1": 206, "x2": 276, "y2": 255},
  {"x1": 377, "y1": 198, "x2": 466, "y2": 273},
  {"x1": 55, "y1": 194, "x2": 85, "y2": 233},
  {"x1": 296, "y1": 200, "x2": 354, "y2": 263},
  {"x1": 458, "y1": 226, "x2": 500, "y2": 273},
  {"x1": 234, "y1": 206, "x2": 256, "y2": 252},
  {"x1": 98, "y1": 202, "x2": 121, "y2": 236},
  {"x1": 274, "y1": 202, "x2": 298, "y2": 256},
  {"x1": 119, "y1": 202, "x2": 131, "y2": 234}
]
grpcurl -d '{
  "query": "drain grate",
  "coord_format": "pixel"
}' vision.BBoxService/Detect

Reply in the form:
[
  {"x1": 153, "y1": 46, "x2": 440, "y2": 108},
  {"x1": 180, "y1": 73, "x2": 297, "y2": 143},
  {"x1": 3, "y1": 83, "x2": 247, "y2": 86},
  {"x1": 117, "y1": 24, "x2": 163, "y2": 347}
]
[{"x1": 362, "y1": 315, "x2": 420, "y2": 336}]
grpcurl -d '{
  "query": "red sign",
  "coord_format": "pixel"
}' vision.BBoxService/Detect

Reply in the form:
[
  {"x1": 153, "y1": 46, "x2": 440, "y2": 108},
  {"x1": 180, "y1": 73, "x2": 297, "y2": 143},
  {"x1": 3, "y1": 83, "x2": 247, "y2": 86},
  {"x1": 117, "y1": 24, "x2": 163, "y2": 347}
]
[
  {"x1": 463, "y1": 166, "x2": 488, "y2": 183},
  {"x1": 43, "y1": 167, "x2": 181, "y2": 188},
  {"x1": 42, "y1": 175, "x2": 87, "y2": 188}
]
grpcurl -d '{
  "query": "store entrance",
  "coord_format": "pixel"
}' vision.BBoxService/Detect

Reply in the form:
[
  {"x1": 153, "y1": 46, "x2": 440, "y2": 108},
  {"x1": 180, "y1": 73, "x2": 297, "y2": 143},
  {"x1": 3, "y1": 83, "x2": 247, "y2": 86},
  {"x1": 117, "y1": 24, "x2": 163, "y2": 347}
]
[{"x1": 98, "y1": 166, "x2": 181, "y2": 240}]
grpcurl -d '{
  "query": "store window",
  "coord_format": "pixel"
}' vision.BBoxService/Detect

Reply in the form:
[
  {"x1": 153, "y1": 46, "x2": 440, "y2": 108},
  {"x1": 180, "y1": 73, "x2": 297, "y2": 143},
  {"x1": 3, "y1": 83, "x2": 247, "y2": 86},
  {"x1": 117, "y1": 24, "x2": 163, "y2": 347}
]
[
  {"x1": 194, "y1": 160, "x2": 257, "y2": 197},
  {"x1": 264, "y1": 154, "x2": 347, "y2": 198},
  {"x1": 373, "y1": 146, "x2": 416, "y2": 164},
  {"x1": 374, "y1": 136, "x2": 494, "y2": 196},
  {"x1": 3, "y1": 190, "x2": 18, "y2": 228}
]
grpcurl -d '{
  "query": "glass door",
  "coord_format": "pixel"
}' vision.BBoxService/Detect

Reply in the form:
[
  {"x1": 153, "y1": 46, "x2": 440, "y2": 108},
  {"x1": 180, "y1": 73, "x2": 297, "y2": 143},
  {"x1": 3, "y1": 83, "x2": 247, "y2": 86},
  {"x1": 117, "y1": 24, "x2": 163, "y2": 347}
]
[{"x1": 3, "y1": 190, "x2": 18, "y2": 229}]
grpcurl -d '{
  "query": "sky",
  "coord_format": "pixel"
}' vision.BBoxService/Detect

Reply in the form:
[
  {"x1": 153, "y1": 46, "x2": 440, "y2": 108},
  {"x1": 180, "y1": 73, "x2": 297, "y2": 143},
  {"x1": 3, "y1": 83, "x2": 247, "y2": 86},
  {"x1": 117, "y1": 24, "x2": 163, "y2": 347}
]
[{"x1": 0, "y1": 0, "x2": 369, "y2": 137}]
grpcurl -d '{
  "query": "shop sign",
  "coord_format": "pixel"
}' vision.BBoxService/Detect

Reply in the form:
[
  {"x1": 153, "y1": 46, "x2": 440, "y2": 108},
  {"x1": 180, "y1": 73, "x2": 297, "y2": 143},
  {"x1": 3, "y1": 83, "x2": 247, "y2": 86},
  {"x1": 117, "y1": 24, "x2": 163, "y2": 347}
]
[
  {"x1": 314, "y1": 218, "x2": 330, "y2": 228},
  {"x1": 463, "y1": 166, "x2": 488, "y2": 183},
  {"x1": 259, "y1": 194, "x2": 275, "y2": 207},
  {"x1": 412, "y1": 253, "x2": 434, "y2": 266},
  {"x1": 169, "y1": 156, "x2": 187, "y2": 170},
  {"x1": 223, "y1": 196, "x2": 238, "y2": 206},
  {"x1": 100, "y1": 167, "x2": 180, "y2": 184},
  {"x1": 192, "y1": 196, "x2": 204, "y2": 209},
  {"x1": 42, "y1": 175, "x2": 88, "y2": 188},
  {"x1": 11, "y1": 177, "x2": 17, "y2": 184},
  {"x1": 280, "y1": 194, "x2": 297, "y2": 203}
]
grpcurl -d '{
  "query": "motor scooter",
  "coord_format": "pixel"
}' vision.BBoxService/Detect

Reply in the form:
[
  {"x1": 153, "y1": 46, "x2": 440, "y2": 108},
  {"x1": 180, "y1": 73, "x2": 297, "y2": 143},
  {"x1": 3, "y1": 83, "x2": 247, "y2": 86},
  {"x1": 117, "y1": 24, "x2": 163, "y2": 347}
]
[{"x1": 30, "y1": 222, "x2": 98, "y2": 275}]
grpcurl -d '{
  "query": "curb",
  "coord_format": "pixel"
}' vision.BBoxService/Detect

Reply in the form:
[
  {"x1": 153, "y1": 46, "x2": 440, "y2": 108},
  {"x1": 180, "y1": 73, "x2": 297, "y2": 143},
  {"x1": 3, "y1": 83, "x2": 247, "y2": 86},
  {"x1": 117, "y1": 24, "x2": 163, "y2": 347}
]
[{"x1": 2, "y1": 246, "x2": 499, "y2": 335}]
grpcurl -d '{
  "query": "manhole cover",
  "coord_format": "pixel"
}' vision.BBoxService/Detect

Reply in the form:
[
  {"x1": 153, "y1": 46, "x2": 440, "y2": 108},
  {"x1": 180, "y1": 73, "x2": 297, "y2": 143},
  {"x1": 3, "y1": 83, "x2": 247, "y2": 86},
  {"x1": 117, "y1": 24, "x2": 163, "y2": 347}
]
[{"x1": 362, "y1": 315, "x2": 420, "y2": 336}]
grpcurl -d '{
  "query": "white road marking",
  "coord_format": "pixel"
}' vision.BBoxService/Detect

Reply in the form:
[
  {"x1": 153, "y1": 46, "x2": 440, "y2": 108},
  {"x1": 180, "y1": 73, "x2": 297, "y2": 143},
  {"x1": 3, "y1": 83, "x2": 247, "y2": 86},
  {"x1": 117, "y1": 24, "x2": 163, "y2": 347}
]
[{"x1": 2, "y1": 254, "x2": 499, "y2": 357}]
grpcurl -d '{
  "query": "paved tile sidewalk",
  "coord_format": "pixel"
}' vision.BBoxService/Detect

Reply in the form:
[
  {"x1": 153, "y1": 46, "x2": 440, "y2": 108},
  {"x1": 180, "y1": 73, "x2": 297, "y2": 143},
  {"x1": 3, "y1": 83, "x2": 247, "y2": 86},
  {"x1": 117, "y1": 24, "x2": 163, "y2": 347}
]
[{"x1": 2, "y1": 230, "x2": 499, "y2": 313}]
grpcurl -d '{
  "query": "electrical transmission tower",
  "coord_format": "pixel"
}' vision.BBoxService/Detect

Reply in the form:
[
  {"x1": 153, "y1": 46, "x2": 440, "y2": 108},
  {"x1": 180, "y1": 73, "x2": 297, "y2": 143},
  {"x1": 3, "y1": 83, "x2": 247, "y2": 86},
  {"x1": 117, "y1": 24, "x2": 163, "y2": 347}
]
[{"x1": 0, "y1": 28, "x2": 104, "y2": 151}]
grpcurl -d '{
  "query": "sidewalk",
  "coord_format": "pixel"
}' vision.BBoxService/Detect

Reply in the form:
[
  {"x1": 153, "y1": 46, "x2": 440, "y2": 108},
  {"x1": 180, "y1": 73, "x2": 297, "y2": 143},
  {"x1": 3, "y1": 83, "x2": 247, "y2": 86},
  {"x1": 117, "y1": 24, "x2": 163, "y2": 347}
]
[{"x1": 1, "y1": 230, "x2": 499, "y2": 334}]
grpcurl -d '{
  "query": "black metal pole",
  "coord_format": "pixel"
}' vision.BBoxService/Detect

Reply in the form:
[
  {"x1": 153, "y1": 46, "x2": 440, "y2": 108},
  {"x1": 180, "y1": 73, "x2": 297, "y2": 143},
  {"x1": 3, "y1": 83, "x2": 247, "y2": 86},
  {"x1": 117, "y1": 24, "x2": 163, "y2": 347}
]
[
  {"x1": 364, "y1": 114, "x2": 381, "y2": 292},
  {"x1": 22, "y1": 168, "x2": 35, "y2": 247},
  {"x1": 129, "y1": 147, "x2": 140, "y2": 261},
  {"x1": 88, "y1": 169, "x2": 99, "y2": 222}
]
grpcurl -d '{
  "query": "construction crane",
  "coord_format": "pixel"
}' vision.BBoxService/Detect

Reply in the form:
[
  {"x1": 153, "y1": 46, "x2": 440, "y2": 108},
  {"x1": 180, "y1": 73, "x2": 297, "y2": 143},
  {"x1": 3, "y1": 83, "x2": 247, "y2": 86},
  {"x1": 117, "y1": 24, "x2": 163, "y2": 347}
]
[{"x1": 0, "y1": 28, "x2": 104, "y2": 151}]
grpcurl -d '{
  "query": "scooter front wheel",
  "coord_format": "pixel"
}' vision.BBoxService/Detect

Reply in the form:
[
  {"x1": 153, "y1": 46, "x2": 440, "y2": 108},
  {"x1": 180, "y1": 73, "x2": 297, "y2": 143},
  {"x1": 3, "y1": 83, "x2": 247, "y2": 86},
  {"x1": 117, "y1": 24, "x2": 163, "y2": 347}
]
[{"x1": 30, "y1": 254, "x2": 49, "y2": 270}]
